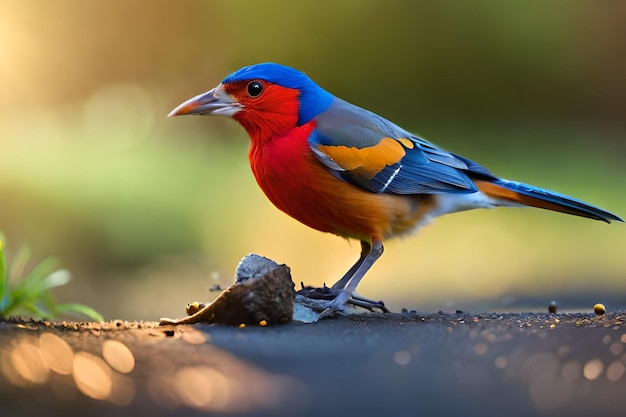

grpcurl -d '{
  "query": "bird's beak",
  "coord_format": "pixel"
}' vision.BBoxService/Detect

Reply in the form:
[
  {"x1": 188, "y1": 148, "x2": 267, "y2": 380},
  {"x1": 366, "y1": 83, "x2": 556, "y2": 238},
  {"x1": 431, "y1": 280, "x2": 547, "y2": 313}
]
[{"x1": 167, "y1": 84, "x2": 242, "y2": 117}]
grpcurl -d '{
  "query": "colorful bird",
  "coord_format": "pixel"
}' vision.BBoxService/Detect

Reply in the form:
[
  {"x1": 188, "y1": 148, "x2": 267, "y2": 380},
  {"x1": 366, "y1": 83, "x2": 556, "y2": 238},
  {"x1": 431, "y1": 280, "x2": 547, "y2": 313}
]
[{"x1": 169, "y1": 62, "x2": 622, "y2": 312}]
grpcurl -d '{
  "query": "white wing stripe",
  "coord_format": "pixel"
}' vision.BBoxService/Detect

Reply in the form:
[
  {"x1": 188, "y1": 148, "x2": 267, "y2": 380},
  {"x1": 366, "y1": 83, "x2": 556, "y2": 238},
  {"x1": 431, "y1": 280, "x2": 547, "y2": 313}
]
[{"x1": 380, "y1": 164, "x2": 402, "y2": 193}]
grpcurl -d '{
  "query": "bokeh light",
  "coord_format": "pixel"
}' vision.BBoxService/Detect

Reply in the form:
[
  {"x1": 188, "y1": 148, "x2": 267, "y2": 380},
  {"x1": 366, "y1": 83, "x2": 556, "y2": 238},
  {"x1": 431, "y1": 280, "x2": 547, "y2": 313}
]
[{"x1": 0, "y1": 325, "x2": 305, "y2": 412}]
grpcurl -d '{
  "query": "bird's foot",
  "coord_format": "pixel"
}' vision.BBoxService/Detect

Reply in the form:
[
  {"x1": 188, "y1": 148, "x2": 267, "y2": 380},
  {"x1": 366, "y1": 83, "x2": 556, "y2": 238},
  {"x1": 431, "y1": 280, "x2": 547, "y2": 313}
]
[{"x1": 297, "y1": 283, "x2": 389, "y2": 313}]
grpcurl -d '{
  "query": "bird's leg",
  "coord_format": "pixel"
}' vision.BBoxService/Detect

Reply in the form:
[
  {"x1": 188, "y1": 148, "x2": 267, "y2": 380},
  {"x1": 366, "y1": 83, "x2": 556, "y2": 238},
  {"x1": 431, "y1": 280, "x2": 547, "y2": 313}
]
[
  {"x1": 296, "y1": 240, "x2": 388, "y2": 312},
  {"x1": 297, "y1": 241, "x2": 368, "y2": 297},
  {"x1": 326, "y1": 240, "x2": 387, "y2": 312},
  {"x1": 330, "y1": 241, "x2": 370, "y2": 290}
]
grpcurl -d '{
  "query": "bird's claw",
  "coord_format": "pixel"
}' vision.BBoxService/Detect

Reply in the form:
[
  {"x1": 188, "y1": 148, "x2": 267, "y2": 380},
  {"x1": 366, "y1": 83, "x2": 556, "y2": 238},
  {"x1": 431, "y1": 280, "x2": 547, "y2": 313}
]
[{"x1": 296, "y1": 285, "x2": 389, "y2": 313}]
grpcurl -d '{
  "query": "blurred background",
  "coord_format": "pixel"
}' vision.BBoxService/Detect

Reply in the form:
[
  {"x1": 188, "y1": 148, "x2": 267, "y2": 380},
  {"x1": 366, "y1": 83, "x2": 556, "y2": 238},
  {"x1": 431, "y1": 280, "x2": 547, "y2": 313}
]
[{"x1": 0, "y1": 0, "x2": 624, "y2": 320}]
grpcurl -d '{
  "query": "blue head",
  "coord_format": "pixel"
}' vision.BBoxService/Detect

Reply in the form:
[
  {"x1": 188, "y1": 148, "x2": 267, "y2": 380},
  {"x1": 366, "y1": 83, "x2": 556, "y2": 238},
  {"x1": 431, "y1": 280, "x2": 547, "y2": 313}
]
[{"x1": 222, "y1": 62, "x2": 334, "y2": 126}]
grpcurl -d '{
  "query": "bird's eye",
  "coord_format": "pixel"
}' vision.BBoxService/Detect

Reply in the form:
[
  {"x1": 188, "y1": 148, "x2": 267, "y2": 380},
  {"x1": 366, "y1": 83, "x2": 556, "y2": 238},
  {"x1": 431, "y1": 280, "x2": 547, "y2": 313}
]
[{"x1": 247, "y1": 81, "x2": 264, "y2": 98}]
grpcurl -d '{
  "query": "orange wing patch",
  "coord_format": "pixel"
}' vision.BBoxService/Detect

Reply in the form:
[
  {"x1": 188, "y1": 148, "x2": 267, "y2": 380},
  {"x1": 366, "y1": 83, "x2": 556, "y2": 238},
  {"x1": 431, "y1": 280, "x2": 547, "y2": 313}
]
[{"x1": 317, "y1": 137, "x2": 406, "y2": 178}]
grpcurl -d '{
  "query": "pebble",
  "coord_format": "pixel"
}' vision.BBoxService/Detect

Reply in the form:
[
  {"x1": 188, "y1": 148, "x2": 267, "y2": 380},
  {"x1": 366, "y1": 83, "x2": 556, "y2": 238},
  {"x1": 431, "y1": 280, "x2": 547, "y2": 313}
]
[{"x1": 594, "y1": 303, "x2": 606, "y2": 316}]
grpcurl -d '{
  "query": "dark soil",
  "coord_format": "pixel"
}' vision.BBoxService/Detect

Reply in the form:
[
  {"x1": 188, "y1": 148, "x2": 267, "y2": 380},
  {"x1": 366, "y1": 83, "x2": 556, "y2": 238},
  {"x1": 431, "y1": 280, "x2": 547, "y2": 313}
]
[{"x1": 2, "y1": 311, "x2": 626, "y2": 417}]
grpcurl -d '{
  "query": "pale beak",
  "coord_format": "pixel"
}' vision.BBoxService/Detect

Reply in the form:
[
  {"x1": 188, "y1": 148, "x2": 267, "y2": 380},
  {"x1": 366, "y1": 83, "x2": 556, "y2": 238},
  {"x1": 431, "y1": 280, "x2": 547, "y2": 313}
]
[{"x1": 167, "y1": 84, "x2": 242, "y2": 117}]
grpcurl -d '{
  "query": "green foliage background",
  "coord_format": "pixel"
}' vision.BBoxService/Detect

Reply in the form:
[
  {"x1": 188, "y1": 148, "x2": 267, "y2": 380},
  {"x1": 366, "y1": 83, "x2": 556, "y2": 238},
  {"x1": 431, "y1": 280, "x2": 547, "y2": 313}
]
[{"x1": 0, "y1": 1, "x2": 624, "y2": 319}]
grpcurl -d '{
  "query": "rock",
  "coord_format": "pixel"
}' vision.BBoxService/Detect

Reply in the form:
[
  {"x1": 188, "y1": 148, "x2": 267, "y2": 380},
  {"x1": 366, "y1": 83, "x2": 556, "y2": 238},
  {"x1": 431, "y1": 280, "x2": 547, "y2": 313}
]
[
  {"x1": 160, "y1": 254, "x2": 295, "y2": 326},
  {"x1": 235, "y1": 253, "x2": 280, "y2": 283},
  {"x1": 292, "y1": 295, "x2": 323, "y2": 323}
]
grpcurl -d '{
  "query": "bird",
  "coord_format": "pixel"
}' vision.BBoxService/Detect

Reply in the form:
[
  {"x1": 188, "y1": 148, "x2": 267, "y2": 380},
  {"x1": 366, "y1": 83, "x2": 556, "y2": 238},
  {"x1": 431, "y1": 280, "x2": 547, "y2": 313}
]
[{"x1": 169, "y1": 62, "x2": 622, "y2": 312}]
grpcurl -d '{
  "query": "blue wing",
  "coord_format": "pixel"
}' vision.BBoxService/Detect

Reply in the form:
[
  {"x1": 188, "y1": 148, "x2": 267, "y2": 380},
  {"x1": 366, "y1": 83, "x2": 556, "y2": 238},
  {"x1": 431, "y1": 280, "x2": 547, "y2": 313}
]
[{"x1": 309, "y1": 98, "x2": 496, "y2": 194}]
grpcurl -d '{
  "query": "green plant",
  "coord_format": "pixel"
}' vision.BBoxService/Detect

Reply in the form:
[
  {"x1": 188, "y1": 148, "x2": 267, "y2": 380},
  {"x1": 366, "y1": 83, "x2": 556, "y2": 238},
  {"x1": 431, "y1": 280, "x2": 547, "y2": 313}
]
[{"x1": 0, "y1": 233, "x2": 103, "y2": 321}]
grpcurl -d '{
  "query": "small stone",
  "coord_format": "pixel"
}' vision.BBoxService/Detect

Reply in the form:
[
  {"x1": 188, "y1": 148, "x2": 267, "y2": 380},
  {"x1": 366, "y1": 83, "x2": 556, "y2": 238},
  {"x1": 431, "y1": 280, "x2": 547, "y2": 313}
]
[
  {"x1": 594, "y1": 303, "x2": 606, "y2": 316},
  {"x1": 548, "y1": 301, "x2": 557, "y2": 314},
  {"x1": 292, "y1": 298, "x2": 322, "y2": 323}
]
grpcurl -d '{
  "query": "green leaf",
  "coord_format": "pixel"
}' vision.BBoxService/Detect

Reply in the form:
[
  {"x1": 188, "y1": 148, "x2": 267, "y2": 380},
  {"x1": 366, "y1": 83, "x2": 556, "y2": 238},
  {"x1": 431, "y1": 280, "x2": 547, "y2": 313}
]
[
  {"x1": 9, "y1": 246, "x2": 33, "y2": 285},
  {"x1": 21, "y1": 302, "x2": 52, "y2": 320},
  {"x1": 11, "y1": 258, "x2": 62, "y2": 302},
  {"x1": 53, "y1": 303, "x2": 104, "y2": 322},
  {"x1": 0, "y1": 232, "x2": 103, "y2": 321},
  {"x1": 37, "y1": 269, "x2": 71, "y2": 291}
]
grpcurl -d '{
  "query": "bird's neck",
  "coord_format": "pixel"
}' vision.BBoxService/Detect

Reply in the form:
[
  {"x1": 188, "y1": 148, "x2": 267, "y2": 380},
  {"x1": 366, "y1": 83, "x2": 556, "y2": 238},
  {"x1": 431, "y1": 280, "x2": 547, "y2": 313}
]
[{"x1": 248, "y1": 121, "x2": 316, "y2": 188}]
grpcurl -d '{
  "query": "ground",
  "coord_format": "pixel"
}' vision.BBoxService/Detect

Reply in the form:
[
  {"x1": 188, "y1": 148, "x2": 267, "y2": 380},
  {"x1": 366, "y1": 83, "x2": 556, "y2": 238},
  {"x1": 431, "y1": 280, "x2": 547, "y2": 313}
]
[{"x1": 1, "y1": 311, "x2": 626, "y2": 417}]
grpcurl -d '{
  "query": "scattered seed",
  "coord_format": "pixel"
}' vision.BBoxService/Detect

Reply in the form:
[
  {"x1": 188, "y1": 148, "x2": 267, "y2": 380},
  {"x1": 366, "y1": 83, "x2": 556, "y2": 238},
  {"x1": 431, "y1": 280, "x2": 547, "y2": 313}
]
[
  {"x1": 594, "y1": 304, "x2": 606, "y2": 316},
  {"x1": 548, "y1": 301, "x2": 557, "y2": 314},
  {"x1": 186, "y1": 302, "x2": 204, "y2": 315}
]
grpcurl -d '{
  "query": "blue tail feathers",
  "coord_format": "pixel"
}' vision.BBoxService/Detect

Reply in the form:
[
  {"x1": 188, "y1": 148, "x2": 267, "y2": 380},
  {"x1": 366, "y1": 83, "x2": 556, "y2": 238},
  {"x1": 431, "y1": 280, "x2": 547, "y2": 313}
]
[{"x1": 491, "y1": 179, "x2": 623, "y2": 223}]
